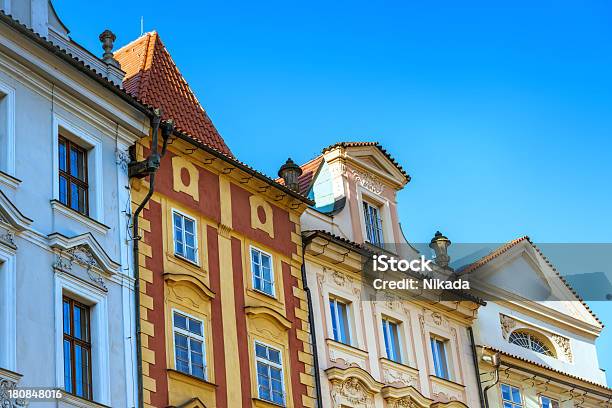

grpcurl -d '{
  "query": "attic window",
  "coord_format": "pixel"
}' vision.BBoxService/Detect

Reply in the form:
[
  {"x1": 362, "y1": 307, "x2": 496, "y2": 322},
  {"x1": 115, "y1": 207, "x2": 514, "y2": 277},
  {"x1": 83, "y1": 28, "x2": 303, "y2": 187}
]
[{"x1": 508, "y1": 330, "x2": 554, "y2": 357}]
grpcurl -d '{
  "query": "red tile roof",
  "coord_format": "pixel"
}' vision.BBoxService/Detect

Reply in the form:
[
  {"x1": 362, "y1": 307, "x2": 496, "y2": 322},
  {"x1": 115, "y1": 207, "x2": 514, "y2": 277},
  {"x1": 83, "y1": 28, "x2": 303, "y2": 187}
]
[{"x1": 114, "y1": 32, "x2": 232, "y2": 156}]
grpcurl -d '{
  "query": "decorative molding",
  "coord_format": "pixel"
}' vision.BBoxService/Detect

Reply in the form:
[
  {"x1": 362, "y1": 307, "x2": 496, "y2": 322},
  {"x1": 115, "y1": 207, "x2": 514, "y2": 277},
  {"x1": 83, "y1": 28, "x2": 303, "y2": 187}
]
[
  {"x1": 551, "y1": 334, "x2": 573, "y2": 363},
  {"x1": 350, "y1": 168, "x2": 384, "y2": 195},
  {"x1": 0, "y1": 190, "x2": 32, "y2": 232},
  {"x1": 53, "y1": 246, "x2": 107, "y2": 289},
  {"x1": 331, "y1": 377, "x2": 373, "y2": 407},
  {"x1": 115, "y1": 148, "x2": 130, "y2": 173},
  {"x1": 50, "y1": 200, "x2": 110, "y2": 235},
  {"x1": 48, "y1": 232, "x2": 120, "y2": 275},
  {"x1": 500, "y1": 314, "x2": 517, "y2": 340},
  {"x1": 0, "y1": 368, "x2": 25, "y2": 407}
]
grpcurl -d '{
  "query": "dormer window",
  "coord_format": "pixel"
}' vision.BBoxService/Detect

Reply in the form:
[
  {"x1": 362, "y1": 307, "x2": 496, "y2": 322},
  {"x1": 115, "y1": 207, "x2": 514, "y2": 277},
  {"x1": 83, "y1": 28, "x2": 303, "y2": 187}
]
[
  {"x1": 363, "y1": 201, "x2": 383, "y2": 247},
  {"x1": 508, "y1": 330, "x2": 554, "y2": 357}
]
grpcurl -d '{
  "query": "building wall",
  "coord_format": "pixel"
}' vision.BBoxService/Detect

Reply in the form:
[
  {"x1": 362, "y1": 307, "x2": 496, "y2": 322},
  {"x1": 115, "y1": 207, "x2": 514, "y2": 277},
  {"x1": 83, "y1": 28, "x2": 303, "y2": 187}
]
[
  {"x1": 133, "y1": 138, "x2": 315, "y2": 408},
  {"x1": 0, "y1": 13, "x2": 146, "y2": 408}
]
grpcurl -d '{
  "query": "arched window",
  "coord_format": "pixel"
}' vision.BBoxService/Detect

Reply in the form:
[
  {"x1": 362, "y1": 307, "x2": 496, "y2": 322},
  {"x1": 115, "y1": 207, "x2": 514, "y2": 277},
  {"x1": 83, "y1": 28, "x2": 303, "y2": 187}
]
[{"x1": 508, "y1": 330, "x2": 554, "y2": 357}]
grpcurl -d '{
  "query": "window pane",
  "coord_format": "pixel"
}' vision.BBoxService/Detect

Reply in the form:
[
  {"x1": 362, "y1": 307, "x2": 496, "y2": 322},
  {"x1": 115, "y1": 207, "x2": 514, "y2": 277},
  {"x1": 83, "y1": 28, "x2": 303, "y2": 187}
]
[
  {"x1": 73, "y1": 306, "x2": 82, "y2": 340},
  {"x1": 185, "y1": 231, "x2": 195, "y2": 247},
  {"x1": 186, "y1": 247, "x2": 196, "y2": 262},
  {"x1": 70, "y1": 182, "x2": 79, "y2": 211},
  {"x1": 184, "y1": 218, "x2": 195, "y2": 234},
  {"x1": 77, "y1": 186, "x2": 87, "y2": 214},
  {"x1": 81, "y1": 347, "x2": 91, "y2": 399},
  {"x1": 173, "y1": 213, "x2": 183, "y2": 230},
  {"x1": 59, "y1": 176, "x2": 68, "y2": 205},
  {"x1": 63, "y1": 300, "x2": 71, "y2": 335},
  {"x1": 74, "y1": 345, "x2": 83, "y2": 397},
  {"x1": 330, "y1": 300, "x2": 338, "y2": 341},
  {"x1": 511, "y1": 387, "x2": 522, "y2": 403},
  {"x1": 262, "y1": 254, "x2": 271, "y2": 269},
  {"x1": 70, "y1": 146, "x2": 86, "y2": 180},
  {"x1": 188, "y1": 318, "x2": 202, "y2": 336},
  {"x1": 338, "y1": 302, "x2": 350, "y2": 344},
  {"x1": 192, "y1": 365, "x2": 205, "y2": 379},
  {"x1": 268, "y1": 348, "x2": 281, "y2": 364},
  {"x1": 176, "y1": 360, "x2": 189, "y2": 373},
  {"x1": 190, "y1": 338, "x2": 203, "y2": 354},
  {"x1": 63, "y1": 339, "x2": 72, "y2": 393},
  {"x1": 174, "y1": 313, "x2": 188, "y2": 330},
  {"x1": 501, "y1": 384, "x2": 511, "y2": 401},
  {"x1": 256, "y1": 343, "x2": 267, "y2": 359},
  {"x1": 263, "y1": 281, "x2": 273, "y2": 295},
  {"x1": 59, "y1": 140, "x2": 67, "y2": 171}
]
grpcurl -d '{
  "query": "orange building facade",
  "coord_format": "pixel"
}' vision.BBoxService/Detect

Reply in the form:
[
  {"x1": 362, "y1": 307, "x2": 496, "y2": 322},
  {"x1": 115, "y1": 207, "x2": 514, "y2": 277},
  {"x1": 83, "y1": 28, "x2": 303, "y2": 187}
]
[{"x1": 118, "y1": 33, "x2": 316, "y2": 408}]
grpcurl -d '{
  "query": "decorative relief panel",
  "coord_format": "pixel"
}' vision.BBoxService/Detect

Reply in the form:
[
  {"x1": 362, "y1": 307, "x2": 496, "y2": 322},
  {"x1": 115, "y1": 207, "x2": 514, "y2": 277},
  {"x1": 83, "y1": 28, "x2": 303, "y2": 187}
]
[
  {"x1": 172, "y1": 155, "x2": 200, "y2": 202},
  {"x1": 500, "y1": 314, "x2": 517, "y2": 340},
  {"x1": 53, "y1": 246, "x2": 107, "y2": 289},
  {"x1": 551, "y1": 334, "x2": 573, "y2": 363},
  {"x1": 0, "y1": 369, "x2": 25, "y2": 407},
  {"x1": 330, "y1": 377, "x2": 374, "y2": 408},
  {"x1": 249, "y1": 195, "x2": 274, "y2": 238},
  {"x1": 328, "y1": 341, "x2": 368, "y2": 370},
  {"x1": 350, "y1": 168, "x2": 384, "y2": 195},
  {"x1": 381, "y1": 366, "x2": 419, "y2": 389},
  {"x1": 430, "y1": 377, "x2": 464, "y2": 404}
]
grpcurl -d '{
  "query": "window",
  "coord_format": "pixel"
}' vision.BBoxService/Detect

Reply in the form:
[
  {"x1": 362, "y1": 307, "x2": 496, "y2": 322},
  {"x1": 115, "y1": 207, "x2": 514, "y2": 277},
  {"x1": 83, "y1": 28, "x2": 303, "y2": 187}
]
[
  {"x1": 540, "y1": 396, "x2": 559, "y2": 408},
  {"x1": 430, "y1": 337, "x2": 450, "y2": 380},
  {"x1": 329, "y1": 298, "x2": 351, "y2": 345},
  {"x1": 382, "y1": 318, "x2": 401, "y2": 363},
  {"x1": 59, "y1": 136, "x2": 89, "y2": 215},
  {"x1": 173, "y1": 311, "x2": 206, "y2": 380},
  {"x1": 63, "y1": 297, "x2": 92, "y2": 400},
  {"x1": 508, "y1": 331, "x2": 554, "y2": 357},
  {"x1": 251, "y1": 247, "x2": 274, "y2": 296},
  {"x1": 363, "y1": 201, "x2": 383, "y2": 246},
  {"x1": 172, "y1": 211, "x2": 198, "y2": 263},
  {"x1": 501, "y1": 384, "x2": 523, "y2": 408},
  {"x1": 255, "y1": 342, "x2": 285, "y2": 406}
]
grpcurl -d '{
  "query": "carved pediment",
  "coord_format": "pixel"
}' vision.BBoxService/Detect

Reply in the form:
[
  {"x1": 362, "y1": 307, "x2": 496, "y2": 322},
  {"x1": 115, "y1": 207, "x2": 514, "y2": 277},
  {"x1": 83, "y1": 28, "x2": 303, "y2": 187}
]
[{"x1": 48, "y1": 233, "x2": 120, "y2": 289}]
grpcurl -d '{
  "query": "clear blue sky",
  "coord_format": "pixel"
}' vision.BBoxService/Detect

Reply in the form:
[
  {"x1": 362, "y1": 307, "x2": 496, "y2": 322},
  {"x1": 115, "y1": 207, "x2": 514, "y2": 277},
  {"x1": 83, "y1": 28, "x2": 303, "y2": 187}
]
[{"x1": 54, "y1": 0, "x2": 612, "y2": 382}]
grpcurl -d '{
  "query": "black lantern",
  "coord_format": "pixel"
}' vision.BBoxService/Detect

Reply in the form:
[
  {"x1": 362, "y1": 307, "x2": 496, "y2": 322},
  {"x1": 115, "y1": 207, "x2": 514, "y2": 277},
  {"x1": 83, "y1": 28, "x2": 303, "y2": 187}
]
[
  {"x1": 429, "y1": 231, "x2": 451, "y2": 268},
  {"x1": 278, "y1": 158, "x2": 303, "y2": 192}
]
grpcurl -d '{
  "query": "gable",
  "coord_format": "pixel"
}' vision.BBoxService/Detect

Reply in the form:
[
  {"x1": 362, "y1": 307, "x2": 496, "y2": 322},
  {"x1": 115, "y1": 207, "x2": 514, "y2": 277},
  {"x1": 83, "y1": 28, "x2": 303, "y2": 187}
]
[
  {"x1": 463, "y1": 239, "x2": 602, "y2": 328},
  {"x1": 344, "y1": 145, "x2": 408, "y2": 189}
]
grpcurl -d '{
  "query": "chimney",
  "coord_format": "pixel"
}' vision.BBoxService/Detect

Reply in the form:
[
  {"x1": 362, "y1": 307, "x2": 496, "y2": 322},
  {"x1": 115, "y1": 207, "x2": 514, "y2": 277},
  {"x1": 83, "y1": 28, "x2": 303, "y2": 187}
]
[
  {"x1": 429, "y1": 231, "x2": 451, "y2": 268},
  {"x1": 278, "y1": 158, "x2": 303, "y2": 192},
  {"x1": 99, "y1": 29, "x2": 120, "y2": 68}
]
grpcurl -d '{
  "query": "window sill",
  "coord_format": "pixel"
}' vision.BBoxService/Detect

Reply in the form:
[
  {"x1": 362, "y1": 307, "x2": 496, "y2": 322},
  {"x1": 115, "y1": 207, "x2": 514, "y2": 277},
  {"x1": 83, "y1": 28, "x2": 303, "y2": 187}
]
[
  {"x1": 326, "y1": 338, "x2": 368, "y2": 357},
  {"x1": 51, "y1": 200, "x2": 109, "y2": 235},
  {"x1": 167, "y1": 368, "x2": 217, "y2": 389},
  {"x1": 0, "y1": 171, "x2": 21, "y2": 190},
  {"x1": 253, "y1": 397, "x2": 286, "y2": 408},
  {"x1": 174, "y1": 253, "x2": 200, "y2": 267},
  {"x1": 253, "y1": 287, "x2": 277, "y2": 300},
  {"x1": 428, "y1": 374, "x2": 465, "y2": 389},
  {"x1": 59, "y1": 391, "x2": 111, "y2": 408}
]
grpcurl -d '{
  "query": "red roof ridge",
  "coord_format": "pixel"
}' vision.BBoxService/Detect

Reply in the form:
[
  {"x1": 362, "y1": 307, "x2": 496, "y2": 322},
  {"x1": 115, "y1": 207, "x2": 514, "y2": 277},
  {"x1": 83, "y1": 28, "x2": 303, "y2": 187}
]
[{"x1": 114, "y1": 32, "x2": 232, "y2": 156}]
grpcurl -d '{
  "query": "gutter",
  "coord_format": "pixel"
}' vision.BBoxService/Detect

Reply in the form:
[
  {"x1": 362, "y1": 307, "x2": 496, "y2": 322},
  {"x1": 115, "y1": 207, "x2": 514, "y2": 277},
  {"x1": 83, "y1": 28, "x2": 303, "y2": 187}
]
[
  {"x1": 129, "y1": 112, "x2": 173, "y2": 408},
  {"x1": 468, "y1": 327, "x2": 485, "y2": 408},
  {"x1": 301, "y1": 243, "x2": 323, "y2": 408}
]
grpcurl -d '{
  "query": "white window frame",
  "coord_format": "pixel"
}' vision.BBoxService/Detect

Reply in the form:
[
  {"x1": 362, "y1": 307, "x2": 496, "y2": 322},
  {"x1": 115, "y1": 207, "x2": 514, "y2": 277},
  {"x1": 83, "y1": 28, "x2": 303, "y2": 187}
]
[
  {"x1": 172, "y1": 309, "x2": 207, "y2": 380},
  {"x1": 0, "y1": 246, "x2": 16, "y2": 371},
  {"x1": 250, "y1": 245, "x2": 275, "y2": 297},
  {"x1": 171, "y1": 209, "x2": 199, "y2": 265},
  {"x1": 54, "y1": 271, "x2": 110, "y2": 405},
  {"x1": 362, "y1": 199, "x2": 384, "y2": 247},
  {"x1": 329, "y1": 297, "x2": 352, "y2": 345},
  {"x1": 430, "y1": 335, "x2": 451, "y2": 380},
  {"x1": 52, "y1": 115, "x2": 104, "y2": 223},
  {"x1": 254, "y1": 341, "x2": 286, "y2": 406},
  {"x1": 382, "y1": 317, "x2": 402, "y2": 363},
  {"x1": 500, "y1": 383, "x2": 523, "y2": 408},
  {"x1": 0, "y1": 81, "x2": 16, "y2": 177}
]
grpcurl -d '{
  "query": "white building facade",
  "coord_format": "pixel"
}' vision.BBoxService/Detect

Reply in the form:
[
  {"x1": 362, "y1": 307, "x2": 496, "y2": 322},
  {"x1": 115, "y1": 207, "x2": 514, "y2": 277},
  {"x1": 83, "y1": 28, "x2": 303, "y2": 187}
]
[{"x1": 0, "y1": 1, "x2": 152, "y2": 406}]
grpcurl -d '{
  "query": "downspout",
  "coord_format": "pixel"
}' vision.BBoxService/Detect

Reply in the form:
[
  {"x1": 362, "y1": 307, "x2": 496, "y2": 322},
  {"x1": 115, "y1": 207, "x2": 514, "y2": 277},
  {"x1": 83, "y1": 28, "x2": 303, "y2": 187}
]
[
  {"x1": 129, "y1": 110, "x2": 173, "y2": 408},
  {"x1": 468, "y1": 327, "x2": 486, "y2": 408},
  {"x1": 482, "y1": 353, "x2": 501, "y2": 408},
  {"x1": 301, "y1": 243, "x2": 323, "y2": 408}
]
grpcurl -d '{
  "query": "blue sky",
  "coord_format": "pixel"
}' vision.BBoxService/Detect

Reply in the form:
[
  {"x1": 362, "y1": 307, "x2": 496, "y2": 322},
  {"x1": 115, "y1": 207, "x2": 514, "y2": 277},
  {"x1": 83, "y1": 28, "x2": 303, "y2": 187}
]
[{"x1": 54, "y1": 0, "x2": 612, "y2": 381}]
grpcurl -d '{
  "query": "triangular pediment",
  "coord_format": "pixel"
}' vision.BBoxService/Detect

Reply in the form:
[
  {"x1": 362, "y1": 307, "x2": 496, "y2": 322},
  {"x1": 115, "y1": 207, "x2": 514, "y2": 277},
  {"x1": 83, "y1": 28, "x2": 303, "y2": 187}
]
[
  {"x1": 0, "y1": 190, "x2": 32, "y2": 232},
  {"x1": 345, "y1": 145, "x2": 408, "y2": 188},
  {"x1": 463, "y1": 239, "x2": 602, "y2": 328},
  {"x1": 47, "y1": 232, "x2": 120, "y2": 275}
]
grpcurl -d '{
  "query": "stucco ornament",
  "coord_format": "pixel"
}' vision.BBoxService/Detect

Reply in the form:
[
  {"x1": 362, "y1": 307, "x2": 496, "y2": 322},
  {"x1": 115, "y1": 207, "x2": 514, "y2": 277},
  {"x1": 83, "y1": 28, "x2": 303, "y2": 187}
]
[
  {"x1": 499, "y1": 314, "x2": 517, "y2": 340},
  {"x1": 0, "y1": 377, "x2": 26, "y2": 407},
  {"x1": 389, "y1": 398, "x2": 419, "y2": 408},
  {"x1": 115, "y1": 148, "x2": 130, "y2": 173},
  {"x1": 383, "y1": 368, "x2": 418, "y2": 388},
  {"x1": 350, "y1": 168, "x2": 385, "y2": 195},
  {"x1": 53, "y1": 246, "x2": 107, "y2": 289},
  {"x1": 551, "y1": 334, "x2": 573, "y2": 362},
  {"x1": 331, "y1": 377, "x2": 374, "y2": 408}
]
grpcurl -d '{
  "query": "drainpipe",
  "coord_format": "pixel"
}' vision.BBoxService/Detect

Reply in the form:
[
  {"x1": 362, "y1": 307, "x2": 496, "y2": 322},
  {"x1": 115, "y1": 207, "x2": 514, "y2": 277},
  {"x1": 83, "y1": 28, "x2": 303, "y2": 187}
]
[
  {"x1": 301, "y1": 244, "x2": 323, "y2": 408},
  {"x1": 129, "y1": 110, "x2": 173, "y2": 408},
  {"x1": 483, "y1": 353, "x2": 501, "y2": 408},
  {"x1": 468, "y1": 327, "x2": 486, "y2": 408}
]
